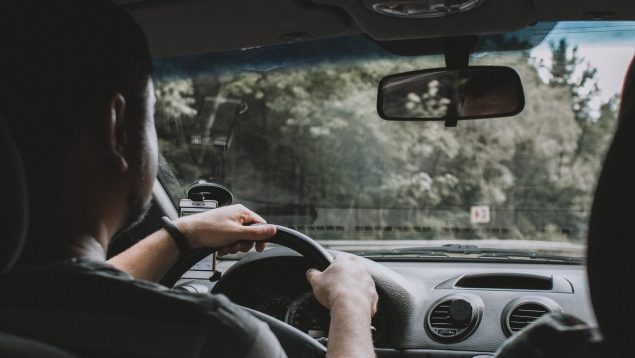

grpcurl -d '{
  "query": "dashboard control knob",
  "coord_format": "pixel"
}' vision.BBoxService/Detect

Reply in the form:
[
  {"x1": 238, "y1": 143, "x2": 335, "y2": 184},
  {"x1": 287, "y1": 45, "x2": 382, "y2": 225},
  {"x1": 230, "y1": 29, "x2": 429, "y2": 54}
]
[{"x1": 449, "y1": 299, "x2": 473, "y2": 324}]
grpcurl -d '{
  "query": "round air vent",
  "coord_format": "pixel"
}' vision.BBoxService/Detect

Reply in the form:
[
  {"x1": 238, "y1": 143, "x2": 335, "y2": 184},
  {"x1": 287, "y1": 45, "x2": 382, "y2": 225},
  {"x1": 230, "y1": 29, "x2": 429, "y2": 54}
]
[
  {"x1": 502, "y1": 297, "x2": 563, "y2": 336},
  {"x1": 425, "y1": 294, "x2": 483, "y2": 343}
]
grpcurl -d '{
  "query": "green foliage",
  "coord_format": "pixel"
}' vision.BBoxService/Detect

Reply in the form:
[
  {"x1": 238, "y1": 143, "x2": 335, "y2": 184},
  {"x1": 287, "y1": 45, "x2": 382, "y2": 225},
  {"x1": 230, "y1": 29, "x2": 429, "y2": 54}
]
[{"x1": 154, "y1": 46, "x2": 618, "y2": 244}]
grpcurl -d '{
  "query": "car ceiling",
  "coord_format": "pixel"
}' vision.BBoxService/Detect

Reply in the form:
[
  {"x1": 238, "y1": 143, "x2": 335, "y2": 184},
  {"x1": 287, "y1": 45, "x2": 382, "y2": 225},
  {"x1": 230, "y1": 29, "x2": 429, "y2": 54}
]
[{"x1": 115, "y1": 0, "x2": 635, "y2": 58}]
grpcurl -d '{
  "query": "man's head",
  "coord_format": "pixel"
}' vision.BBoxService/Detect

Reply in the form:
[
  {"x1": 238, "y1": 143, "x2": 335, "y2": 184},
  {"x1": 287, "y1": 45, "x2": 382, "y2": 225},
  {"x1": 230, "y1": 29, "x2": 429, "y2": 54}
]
[
  {"x1": 461, "y1": 71, "x2": 520, "y2": 117},
  {"x1": 1, "y1": 0, "x2": 157, "y2": 259}
]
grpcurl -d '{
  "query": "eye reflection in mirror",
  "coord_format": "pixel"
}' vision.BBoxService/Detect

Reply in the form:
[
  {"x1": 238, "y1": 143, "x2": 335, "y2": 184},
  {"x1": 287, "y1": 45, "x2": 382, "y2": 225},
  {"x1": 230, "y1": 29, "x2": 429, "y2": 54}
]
[{"x1": 377, "y1": 66, "x2": 525, "y2": 122}]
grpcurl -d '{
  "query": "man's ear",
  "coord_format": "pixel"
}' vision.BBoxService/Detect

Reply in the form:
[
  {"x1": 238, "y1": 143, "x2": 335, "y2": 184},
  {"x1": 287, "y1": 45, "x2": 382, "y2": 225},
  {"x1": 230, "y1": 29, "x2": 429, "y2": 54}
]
[{"x1": 107, "y1": 94, "x2": 128, "y2": 172}]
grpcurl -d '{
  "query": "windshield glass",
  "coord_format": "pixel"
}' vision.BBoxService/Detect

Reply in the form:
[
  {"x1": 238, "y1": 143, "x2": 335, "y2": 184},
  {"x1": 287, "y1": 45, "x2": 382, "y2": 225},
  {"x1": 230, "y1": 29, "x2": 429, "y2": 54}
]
[{"x1": 154, "y1": 22, "x2": 635, "y2": 258}]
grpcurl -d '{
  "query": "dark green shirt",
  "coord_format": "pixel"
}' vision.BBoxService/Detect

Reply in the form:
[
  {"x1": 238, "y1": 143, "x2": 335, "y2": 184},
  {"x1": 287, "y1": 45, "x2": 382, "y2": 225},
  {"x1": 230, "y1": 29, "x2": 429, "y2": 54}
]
[{"x1": 0, "y1": 258, "x2": 286, "y2": 358}]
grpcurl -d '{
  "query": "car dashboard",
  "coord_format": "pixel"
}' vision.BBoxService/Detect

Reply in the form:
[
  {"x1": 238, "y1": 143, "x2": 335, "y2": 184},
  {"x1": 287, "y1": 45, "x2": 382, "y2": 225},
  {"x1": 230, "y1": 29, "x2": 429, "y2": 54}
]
[{"x1": 177, "y1": 248, "x2": 594, "y2": 357}]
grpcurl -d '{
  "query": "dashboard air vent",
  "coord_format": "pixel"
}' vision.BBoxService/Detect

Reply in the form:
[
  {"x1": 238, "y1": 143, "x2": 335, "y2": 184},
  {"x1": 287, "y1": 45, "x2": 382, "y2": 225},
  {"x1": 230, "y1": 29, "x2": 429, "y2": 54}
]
[
  {"x1": 508, "y1": 303, "x2": 549, "y2": 332},
  {"x1": 426, "y1": 295, "x2": 483, "y2": 343},
  {"x1": 502, "y1": 297, "x2": 562, "y2": 336}
]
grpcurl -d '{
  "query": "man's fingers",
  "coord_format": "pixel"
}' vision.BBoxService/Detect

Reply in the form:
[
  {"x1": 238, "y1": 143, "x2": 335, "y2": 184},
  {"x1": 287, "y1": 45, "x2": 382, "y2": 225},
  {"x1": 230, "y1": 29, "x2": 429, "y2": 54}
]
[
  {"x1": 306, "y1": 268, "x2": 321, "y2": 284},
  {"x1": 218, "y1": 240, "x2": 263, "y2": 256},
  {"x1": 236, "y1": 241, "x2": 254, "y2": 253},
  {"x1": 371, "y1": 302, "x2": 378, "y2": 317},
  {"x1": 234, "y1": 224, "x2": 276, "y2": 241},
  {"x1": 218, "y1": 242, "x2": 243, "y2": 256},
  {"x1": 239, "y1": 207, "x2": 268, "y2": 225}
]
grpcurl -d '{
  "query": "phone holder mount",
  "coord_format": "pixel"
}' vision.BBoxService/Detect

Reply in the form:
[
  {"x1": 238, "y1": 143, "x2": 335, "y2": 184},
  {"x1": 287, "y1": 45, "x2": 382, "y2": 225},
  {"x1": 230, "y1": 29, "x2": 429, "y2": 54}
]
[
  {"x1": 183, "y1": 179, "x2": 233, "y2": 206},
  {"x1": 179, "y1": 179, "x2": 234, "y2": 282}
]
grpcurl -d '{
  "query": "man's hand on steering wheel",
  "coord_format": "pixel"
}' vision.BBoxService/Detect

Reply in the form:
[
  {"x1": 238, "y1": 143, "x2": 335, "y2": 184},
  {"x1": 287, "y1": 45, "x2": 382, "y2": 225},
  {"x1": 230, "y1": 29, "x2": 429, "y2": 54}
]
[
  {"x1": 173, "y1": 204, "x2": 277, "y2": 255},
  {"x1": 307, "y1": 253, "x2": 378, "y2": 317},
  {"x1": 306, "y1": 253, "x2": 378, "y2": 357}
]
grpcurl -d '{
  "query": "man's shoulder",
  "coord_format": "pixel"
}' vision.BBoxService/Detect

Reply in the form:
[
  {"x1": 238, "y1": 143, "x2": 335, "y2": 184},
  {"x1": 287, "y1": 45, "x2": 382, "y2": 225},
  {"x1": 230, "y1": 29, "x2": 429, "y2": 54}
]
[
  {"x1": 0, "y1": 259, "x2": 286, "y2": 357},
  {"x1": 1, "y1": 258, "x2": 248, "y2": 326}
]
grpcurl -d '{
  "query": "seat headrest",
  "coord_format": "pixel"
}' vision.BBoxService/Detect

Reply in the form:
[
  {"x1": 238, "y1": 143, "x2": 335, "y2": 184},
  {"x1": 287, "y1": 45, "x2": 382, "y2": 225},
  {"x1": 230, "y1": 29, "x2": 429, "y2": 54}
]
[
  {"x1": 0, "y1": 116, "x2": 28, "y2": 274},
  {"x1": 587, "y1": 56, "x2": 635, "y2": 356}
]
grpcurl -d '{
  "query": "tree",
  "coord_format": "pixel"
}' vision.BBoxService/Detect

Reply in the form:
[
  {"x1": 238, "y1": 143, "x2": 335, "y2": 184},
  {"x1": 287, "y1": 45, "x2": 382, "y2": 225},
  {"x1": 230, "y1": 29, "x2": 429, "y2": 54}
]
[
  {"x1": 153, "y1": 41, "x2": 619, "y2": 244},
  {"x1": 544, "y1": 38, "x2": 615, "y2": 163}
]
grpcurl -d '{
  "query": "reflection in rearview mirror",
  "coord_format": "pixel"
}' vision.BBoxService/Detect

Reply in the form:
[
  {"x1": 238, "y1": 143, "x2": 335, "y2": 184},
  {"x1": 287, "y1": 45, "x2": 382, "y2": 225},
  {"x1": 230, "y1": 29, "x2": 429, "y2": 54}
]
[{"x1": 377, "y1": 66, "x2": 525, "y2": 122}]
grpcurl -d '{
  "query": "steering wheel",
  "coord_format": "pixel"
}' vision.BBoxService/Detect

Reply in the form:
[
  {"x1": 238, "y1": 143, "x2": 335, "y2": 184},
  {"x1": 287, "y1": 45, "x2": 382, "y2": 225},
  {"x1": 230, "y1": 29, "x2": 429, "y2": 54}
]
[{"x1": 160, "y1": 225, "x2": 333, "y2": 357}]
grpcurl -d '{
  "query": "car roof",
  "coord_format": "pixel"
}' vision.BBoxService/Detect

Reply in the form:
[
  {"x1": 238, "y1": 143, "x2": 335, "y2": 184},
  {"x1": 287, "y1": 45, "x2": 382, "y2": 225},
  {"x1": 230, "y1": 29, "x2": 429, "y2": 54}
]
[{"x1": 115, "y1": 0, "x2": 635, "y2": 58}]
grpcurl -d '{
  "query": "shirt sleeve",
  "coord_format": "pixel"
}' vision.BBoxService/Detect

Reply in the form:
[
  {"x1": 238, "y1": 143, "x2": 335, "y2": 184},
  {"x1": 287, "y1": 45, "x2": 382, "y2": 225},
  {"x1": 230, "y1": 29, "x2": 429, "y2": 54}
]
[
  {"x1": 243, "y1": 318, "x2": 288, "y2": 358},
  {"x1": 195, "y1": 293, "x2": 288, "y2": 358}
]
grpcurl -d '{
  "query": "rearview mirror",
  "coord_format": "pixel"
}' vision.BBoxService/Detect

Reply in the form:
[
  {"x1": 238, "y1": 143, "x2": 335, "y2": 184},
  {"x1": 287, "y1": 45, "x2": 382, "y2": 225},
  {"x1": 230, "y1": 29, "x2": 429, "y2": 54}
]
[{"x1": 377, "y1": 66, "x2": 524, "y2": 124}]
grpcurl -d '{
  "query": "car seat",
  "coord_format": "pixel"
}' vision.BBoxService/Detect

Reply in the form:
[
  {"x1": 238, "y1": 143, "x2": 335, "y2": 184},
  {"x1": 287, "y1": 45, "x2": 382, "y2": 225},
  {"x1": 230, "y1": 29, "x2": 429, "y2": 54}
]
[{"x1": 0, "y1": 116, "x2": 77, "y2": 358}]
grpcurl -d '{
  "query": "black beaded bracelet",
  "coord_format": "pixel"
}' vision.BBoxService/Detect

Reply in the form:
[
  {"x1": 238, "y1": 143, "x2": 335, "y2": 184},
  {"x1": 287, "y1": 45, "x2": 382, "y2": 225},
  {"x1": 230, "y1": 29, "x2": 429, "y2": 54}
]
[{"x1": 160, "y1": 216, "x2": 190, "y2": 258}]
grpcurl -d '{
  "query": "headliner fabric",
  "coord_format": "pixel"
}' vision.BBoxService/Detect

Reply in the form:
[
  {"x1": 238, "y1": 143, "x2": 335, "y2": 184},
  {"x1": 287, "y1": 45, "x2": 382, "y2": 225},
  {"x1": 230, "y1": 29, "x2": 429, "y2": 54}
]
[
  {"x1": 0, "y1": 117, "x2": 28, "y2": 274},
  {"x1": 587, "y1": 56, "x2": 635, "y2": 357}
]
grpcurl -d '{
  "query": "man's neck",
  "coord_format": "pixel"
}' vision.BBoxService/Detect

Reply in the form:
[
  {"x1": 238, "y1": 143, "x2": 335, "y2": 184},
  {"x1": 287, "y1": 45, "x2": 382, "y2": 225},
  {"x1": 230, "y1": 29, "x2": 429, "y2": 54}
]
[
  {"x1": 19, "y1": 199, "x2": 113, "y2": 264},
  {"x1": 18, "y1": 146, "x2": 128, "y2": 265},
  {"x1": 67, "y1": 233, "x2": 109, "y2": 261}
]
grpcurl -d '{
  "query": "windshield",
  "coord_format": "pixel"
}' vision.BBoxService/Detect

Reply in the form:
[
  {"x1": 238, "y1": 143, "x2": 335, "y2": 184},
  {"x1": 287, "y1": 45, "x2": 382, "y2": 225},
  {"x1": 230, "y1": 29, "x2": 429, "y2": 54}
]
[{"x1": 154, "y1": 22, "x2": 635, "y2": 258}]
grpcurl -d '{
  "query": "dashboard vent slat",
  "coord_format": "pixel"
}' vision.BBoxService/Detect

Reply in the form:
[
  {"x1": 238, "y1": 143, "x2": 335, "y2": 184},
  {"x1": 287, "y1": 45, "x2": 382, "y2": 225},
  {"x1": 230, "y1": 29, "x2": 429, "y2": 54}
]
[
  {"x1": 429, "y1": 302, "x2": 468, "y2": 329},
  {"x1": 507, "y1": 303, "x2": 550, "y2": 333}
]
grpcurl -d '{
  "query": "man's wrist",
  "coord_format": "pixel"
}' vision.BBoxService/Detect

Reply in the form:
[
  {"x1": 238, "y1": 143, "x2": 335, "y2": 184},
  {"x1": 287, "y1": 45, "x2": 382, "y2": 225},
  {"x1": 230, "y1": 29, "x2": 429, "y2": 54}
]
[
  {"x1": 171, "y1": 217, "x2": 201, "y2": 250},
  {"x1": 330, "y1": 294, "x2": 374, "y2": 320},
  {"x1": 159, "y1": 216, "x2": 191, "y2": 257}
]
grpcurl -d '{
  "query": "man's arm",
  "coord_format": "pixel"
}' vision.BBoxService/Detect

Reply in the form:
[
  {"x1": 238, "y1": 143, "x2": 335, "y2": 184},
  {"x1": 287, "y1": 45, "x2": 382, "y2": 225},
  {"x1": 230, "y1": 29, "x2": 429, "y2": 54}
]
[
  {"x1": 307, "y1": 254, "x2": 378, "y2": 358},
  {"x1": 108, "y1": 204, "x2": 276, "y2": 281}
]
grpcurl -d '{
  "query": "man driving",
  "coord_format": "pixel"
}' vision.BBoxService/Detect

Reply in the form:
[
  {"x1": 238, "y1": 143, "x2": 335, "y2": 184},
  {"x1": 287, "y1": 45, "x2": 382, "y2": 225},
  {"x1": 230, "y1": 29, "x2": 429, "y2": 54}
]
[{"x1": 0, "y1": 1, "x2": 377, "y2": 357}]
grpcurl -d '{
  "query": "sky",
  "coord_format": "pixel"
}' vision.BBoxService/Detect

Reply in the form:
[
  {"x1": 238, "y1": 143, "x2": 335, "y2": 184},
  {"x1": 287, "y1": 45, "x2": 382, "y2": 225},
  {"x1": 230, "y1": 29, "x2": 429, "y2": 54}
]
[{"x1": 530, "y1": 22, "x2": 635, "y2": 114}]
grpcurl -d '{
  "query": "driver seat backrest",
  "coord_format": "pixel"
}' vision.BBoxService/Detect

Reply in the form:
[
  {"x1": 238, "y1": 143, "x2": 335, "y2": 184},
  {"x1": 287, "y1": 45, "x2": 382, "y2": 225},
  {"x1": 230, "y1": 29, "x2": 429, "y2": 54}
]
[
  {"x1": 587, "y1": 56, "x2": 635, "y2": 357},
  {"x1": 0, "y1": 116, "x2": 27, "y2": 275},
  {"x1": 0, "y1": 331, "x2": 78, "y2": 358},
  {"x1": 0, "y1": 116, "x2": 77, "y2": 358}
]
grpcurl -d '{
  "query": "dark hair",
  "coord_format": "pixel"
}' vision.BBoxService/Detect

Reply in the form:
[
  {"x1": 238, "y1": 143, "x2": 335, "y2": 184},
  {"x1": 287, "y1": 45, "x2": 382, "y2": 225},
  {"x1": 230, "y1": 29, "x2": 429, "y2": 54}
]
[
  {"x1": 463, "y1": 71, "x2": 516, "y2": 100},
  {"x1": 0, "y1": 0, "x2": 152, "y2": 170}
]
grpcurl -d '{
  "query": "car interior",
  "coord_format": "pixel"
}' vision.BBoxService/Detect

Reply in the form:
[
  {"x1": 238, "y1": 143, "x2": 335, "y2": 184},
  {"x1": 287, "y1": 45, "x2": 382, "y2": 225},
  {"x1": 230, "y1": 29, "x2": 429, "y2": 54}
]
[{"x1": 1, "y1": 0, "x2": 635, "y2": 357}]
